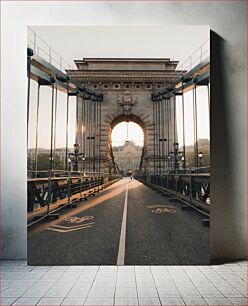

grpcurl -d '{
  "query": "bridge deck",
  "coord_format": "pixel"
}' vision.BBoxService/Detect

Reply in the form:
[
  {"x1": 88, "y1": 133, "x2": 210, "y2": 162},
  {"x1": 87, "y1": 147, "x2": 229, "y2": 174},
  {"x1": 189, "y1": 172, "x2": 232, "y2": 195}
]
[{"x1": 28, "y1": 178, "x2": 209, "y2": 265}]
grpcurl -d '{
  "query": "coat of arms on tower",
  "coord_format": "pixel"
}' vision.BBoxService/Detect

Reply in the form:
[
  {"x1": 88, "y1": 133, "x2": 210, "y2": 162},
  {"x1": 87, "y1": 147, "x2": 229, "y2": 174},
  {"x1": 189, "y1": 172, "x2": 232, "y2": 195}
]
[{"x1": 117, "y1": 92, "x2": 137, "y2": 115}]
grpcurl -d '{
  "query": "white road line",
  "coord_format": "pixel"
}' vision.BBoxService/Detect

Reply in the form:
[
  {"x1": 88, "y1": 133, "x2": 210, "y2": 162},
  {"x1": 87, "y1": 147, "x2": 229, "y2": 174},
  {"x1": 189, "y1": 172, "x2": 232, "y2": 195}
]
[{"x1": 116, "y1": 180, "x2": 129, "y2": 265}]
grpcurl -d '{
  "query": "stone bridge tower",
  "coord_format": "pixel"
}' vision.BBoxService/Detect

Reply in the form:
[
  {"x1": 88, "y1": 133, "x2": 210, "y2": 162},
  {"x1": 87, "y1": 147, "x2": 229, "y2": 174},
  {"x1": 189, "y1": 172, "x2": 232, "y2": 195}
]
[{"x1": 68, "y1": 58, "x2": 181, "y2": 178}]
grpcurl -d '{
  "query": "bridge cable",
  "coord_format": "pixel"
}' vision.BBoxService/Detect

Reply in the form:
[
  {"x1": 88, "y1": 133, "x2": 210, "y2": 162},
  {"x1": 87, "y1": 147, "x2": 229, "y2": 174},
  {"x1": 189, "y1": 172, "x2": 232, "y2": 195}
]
[
  {"x1": 168, "y1": 98, "x2": 171, "y2": 171},
  {"x1": 207, "y1": 83, "x2": 210, "y2": 127},
  {"x1": 27, "y1": 52, "x2": 32, "y2": 145},
  {"x1": 195, "y1": 85, "x2": 199, "y2": 171},
  {"x1": 96, "y1": 101, "x2": 99, "y2": 173},
  {"x1": 93, "y1": 100, "x2": 96, "y2": 172},
  {"x1": 155, "y1": 100, "x2": 158, "y2": 182},
  {"x1": 161, "y1": 98, "x2": 165, "y2": 175},
  {"x1": 158, "y1": 100, "x2": 161, "y2": 178},
  {"x1": 65, "y1": 81, "x2": 70, "y2": 171},
  {"x1": 79, "y1": 96, "x2": 82, "y2": 172},
  {"x1": 193, "y1": 84, "x2": 199, "y2": 170},
  {"x1": 89, "y1": 99, "x2": 92, "y2": 173},
  {"x1": 192, "y1": 85, "x2": 196, "y2": 169},
  {"x1": 182, "y1": 83, "x2": 186, "y2": 171},
  {"x1": 53, "y1": 83, "x2": 58, "y2": 172},
  {"x1": 86, "y1": 99, "x2": 89, "y2": 173},
  {"x1": 47, "y1": 83, "x2": 55, "y2": 215},
  {"x1": 166, "y1": 99, "x2": 169, "y2": 172},
  {"x1": 82, "y1": 97, "x2": 86, "y2": 173},
  {"x1": 174, "y1": 97, "x2": 176, "y2": 148},
  {"x1": 91, "y1": 99, "x2": 94, "y2": 173},
  {"x1": 49, "y1": 84, "x2": 55, "y2": 174},
  {"x1": 99, "y1": 101, "x2": 102, "y2": 175},
  {"x1": 153, "y1": 100, "x2": 156, "y2": 176},
  {"x1": 34, "y1": 83, "x2": 40, "y2": 178}
]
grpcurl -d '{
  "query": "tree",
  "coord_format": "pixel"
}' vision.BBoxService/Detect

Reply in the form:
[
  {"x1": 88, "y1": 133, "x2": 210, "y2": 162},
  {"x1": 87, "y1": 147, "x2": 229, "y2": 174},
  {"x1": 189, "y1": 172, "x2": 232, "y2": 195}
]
[
  {"x1": 36, "y1": 153, "x2": 64, "y2": 171},
  {"x1": 27, "y1": 156, "x2": 33, "y2": 170},
  {"x1": 185, "y1": 146, "x2": 210, "y2": 168}
]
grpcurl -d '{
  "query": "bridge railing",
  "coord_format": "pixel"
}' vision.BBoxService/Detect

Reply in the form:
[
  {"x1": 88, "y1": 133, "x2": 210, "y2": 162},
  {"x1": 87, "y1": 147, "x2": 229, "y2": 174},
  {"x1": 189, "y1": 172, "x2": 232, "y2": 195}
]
[
  {"x1": 27, "y1": 27, "x2": 73, "y2": 72},
  {"x1": 27, "y1": 169, "x2": 122, "y2": 227},
  {"x1": 28, "y1": 172, "x2": 103, "y2": 211},
  {"x1": 135, "y1": 171, "x2": 210, "y2": 211},
  {"x1": 177, "y1": 37, "x2": 210, "y2": 73}
]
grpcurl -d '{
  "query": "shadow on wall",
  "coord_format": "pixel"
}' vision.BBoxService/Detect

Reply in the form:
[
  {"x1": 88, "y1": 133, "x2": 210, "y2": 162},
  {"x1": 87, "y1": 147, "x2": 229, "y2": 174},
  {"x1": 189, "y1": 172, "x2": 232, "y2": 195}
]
[{"x1": 210, "y1": 31, "x2": 245, "y2": 263}]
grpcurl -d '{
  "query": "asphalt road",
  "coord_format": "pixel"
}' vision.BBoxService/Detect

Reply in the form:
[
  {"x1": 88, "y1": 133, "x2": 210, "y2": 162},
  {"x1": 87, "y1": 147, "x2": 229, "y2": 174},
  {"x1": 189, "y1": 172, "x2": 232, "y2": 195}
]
[{"x1": 28, "y1": 178, "x2": 209, "y2": 265}]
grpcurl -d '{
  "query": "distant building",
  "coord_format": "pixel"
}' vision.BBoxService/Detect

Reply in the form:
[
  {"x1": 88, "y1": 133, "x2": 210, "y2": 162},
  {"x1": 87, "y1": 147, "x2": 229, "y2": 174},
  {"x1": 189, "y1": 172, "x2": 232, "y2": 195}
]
[{"x1": 112, "y1": 141, "x2": 142, "y2": 175}]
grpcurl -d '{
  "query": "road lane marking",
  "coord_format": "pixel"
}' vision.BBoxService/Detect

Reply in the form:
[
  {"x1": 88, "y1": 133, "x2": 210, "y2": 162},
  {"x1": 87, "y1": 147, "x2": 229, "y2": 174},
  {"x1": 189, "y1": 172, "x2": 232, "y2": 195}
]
[
  {"x1": 45, "y1": 215, "x2": 95, "y2": 233},
  {"x1": 46, "y1": 224, "x2": 93, "y2": 233},
  {"x1": 117, "y1": 181, "x2": 129, "y2": 265},
  {"x1": 51, "y1": 222, "x2": 95, "y2": 229}
]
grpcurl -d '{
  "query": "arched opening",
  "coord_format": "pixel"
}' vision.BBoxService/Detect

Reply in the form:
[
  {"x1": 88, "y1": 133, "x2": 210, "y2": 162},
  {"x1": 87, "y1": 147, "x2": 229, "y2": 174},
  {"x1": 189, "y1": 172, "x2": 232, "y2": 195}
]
[{"x1": 109, "y1": 115, "x2": 145, "y2": 176}]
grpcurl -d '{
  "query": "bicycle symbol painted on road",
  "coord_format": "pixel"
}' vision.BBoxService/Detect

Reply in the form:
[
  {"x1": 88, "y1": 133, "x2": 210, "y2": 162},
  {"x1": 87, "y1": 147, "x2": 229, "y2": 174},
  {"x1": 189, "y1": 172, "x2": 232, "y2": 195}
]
[
  {"x1": 64, "y1": 216, "x2": 94, "y2": 224},
  {"x1": 146, "y1": 205, "x2": 176, "y2": 214},
  {"x1": 45, "y1": 215, "x2": 95, "y2": 233}
]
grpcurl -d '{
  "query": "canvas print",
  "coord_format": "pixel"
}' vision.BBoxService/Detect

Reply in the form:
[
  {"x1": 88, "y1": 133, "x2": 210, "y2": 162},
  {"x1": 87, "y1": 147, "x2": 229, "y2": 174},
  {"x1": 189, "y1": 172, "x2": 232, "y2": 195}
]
[{"x1": 27, "y1": 26, "x2": 210, "y2": 265}]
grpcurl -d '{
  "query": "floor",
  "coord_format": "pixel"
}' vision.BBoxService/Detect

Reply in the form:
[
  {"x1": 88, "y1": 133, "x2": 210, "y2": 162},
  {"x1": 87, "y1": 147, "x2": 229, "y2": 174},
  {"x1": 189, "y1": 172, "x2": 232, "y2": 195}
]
[{"x1": 1, "y1": 260, "x2": 247, "y2": 306}]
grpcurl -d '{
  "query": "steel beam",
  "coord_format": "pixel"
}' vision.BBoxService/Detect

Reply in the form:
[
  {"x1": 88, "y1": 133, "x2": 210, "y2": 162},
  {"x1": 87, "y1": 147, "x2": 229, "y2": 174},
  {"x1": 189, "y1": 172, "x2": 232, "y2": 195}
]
[{"x1": 28, "y1": 48, "x2": 103, "y2": 101}]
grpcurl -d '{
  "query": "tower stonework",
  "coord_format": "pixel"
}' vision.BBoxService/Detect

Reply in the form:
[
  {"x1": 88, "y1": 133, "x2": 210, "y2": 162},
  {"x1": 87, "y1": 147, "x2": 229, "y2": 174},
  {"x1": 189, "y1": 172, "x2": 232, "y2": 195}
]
[{"x1": 68, "y1": 58, "x2": 181, "y2": 178}]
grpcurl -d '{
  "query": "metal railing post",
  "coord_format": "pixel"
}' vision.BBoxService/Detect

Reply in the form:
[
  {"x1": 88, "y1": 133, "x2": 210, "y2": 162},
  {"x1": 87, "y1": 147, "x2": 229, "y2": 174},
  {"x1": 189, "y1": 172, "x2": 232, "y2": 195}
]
[
  {"x1": 47, "y1": 170, "x2": 52, "y2": 215},
  {"x1": 189, "y1": 171, "x2": 193, "y2": 204},
  {"x1": 79, "y1": 172, "x2": 82, "y2": 200},
  {"x1": 67, "y1": 168, "x2": 71, "y2": 207}
]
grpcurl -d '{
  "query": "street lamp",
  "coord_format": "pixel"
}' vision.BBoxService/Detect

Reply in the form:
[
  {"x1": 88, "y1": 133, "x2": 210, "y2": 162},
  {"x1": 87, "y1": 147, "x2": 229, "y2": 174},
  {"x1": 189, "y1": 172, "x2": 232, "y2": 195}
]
[
  {"x1": 181, "y1": 155, "x2": 185, "y2": 172},
  {"x1": 198, "y1": 151, "x2": 203, "y2": 167},
  {"x1": 174, "y1": 142, "x2": 179, "y2": 151},
  {"x1": 69, "y1": 143, "x2": 84, "y2": 172},
  {"x1": 74, "y1": 143, "x2": 79, "y2": 154},
  {"x1": 49, "y1": 155, "x2": 54, "y2": 176},
  {"x1": 67, "y1": 157, "x2": 72, "y2": 206},
  {"x1": 169, "y1": 143, "x2": 183, "y2": 173},
  {"x1": 167, "y1": 154, "x2": 172, "y2": 171},
  {"x1": 173, "y1": 142, "x2": 179, "y2": 172}
]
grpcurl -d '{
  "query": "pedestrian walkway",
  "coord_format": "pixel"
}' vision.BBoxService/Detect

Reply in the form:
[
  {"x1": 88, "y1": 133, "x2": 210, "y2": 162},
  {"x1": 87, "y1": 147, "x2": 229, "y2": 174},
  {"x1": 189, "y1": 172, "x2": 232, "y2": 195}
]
[
  {"x1": 28, "y1": 179, "x2": 209, "y2": 265},
  {"x1": 1, "y1": 260, "x2": 247, "y2": 305}
]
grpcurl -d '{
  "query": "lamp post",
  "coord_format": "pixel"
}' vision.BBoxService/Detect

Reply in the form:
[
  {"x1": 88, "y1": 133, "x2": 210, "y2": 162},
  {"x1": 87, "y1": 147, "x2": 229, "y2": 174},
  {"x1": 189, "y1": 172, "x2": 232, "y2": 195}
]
[
  {"x1": 198, "y1": 151, "x2": 203, "y2": 167},
  {"x1": 46, "y1": 155, "x2": 54, "y2": 215},
  {"x1": 181, "y1": 156, "x2": 185, "y2": 171},
  {"x1": 169, "y1": 142, "x2": 183, "y2": 173},
  {"x1": 159, "y1": 138, "x2": 167, "y2": 175},
  {"x1": 48, "y1": 155, "x2": 54, "y2": 175},
  {"x1": 67, "y1": 157, "x2": 72, "y2": 206},
  {"x1": 73, "y1": 143, "x2": 79, "y2": 171},
  {"x1": 167, "y1": 155, "x2": 171, "y2": 172},
  {"x1": 69, "y1": 143, "x2": 84, "y2": 172}
]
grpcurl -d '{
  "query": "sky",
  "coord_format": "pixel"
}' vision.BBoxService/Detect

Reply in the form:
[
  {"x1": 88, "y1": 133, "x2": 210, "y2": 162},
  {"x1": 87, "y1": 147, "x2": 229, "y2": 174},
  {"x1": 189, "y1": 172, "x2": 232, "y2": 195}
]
[
  {"x1": 112, "y1": 122, "x2": 144, "y2": 147},
  {"x1": 28, "y1": 25, "x2": 210, "y2": 149}
]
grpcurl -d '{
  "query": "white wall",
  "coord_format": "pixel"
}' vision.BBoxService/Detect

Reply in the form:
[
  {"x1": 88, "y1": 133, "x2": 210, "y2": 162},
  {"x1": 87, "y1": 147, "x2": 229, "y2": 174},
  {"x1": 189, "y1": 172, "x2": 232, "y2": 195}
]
[{"x1": 1, "y1": 1, "x2": 246, "y2": 260}]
